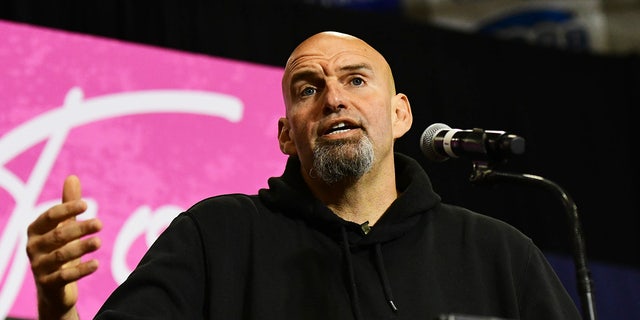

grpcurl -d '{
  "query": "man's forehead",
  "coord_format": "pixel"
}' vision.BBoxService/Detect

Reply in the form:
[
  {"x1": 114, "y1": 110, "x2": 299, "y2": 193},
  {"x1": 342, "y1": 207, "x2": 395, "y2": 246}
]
[
  {"x1": 287, "y1": 51, "x2": 372, "y2": 73},
  {"x1": 288, "y1": 35, "x2": 374, "y2": 65},
  {"x1": 281, "y1": 32, "x2": 392, "y2": 95},
  {"x1": 285, "y1": 36, "x2": 384, "y2": 78}
]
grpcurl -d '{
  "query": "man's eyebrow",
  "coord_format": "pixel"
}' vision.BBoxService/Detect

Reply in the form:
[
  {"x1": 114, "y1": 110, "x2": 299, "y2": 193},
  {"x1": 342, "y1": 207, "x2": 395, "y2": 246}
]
[
  {"x1": 289, "y1": 70, "x2": 320, "y2": 85},
  {"x1": 289, "y1": 63, "x2": 374, "y2": 85},
  {"x1": 339, "y1": 63, "x2": 373, "y2": 73}
]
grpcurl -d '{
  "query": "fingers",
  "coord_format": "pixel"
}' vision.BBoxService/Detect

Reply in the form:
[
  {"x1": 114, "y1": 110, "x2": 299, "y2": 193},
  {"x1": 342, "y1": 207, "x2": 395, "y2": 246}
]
[
  {"x1": 54, "y1": 259, "x2": 100, "y2": 285},
  {"x1": 62, "y1": 175, "x2": 82, "y2": 203},
  {"x1": 27, "y1": 174, "x2": 103, "y2": 287},
  {"x1": 27, "y1": 217, "x2": 103, "y2": 258},
  {"x1": 30, "y1": 234, "x2": 102, "y2": 286},
  {"x1": 27, "y1": 200, "x2": 88, "y2": 237}
]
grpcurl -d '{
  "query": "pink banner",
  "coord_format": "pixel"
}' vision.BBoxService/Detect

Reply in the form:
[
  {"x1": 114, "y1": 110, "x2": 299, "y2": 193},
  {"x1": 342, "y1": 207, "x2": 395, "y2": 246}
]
[{"x1": 0, "y1": 20, "x2": 287, "y2": 319}]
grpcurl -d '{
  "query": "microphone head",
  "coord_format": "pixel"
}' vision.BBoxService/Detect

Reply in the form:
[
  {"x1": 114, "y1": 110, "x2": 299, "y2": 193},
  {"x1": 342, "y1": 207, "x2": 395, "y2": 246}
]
[{"x1": 420, "y1": 123, "x2": 450, "y2": 162}]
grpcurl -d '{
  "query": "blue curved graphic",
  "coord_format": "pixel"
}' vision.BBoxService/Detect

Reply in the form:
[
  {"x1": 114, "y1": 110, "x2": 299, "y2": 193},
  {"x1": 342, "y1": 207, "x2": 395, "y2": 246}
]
[{"x1": 479, "y1": 9, "x2": 574, "y2": 34}]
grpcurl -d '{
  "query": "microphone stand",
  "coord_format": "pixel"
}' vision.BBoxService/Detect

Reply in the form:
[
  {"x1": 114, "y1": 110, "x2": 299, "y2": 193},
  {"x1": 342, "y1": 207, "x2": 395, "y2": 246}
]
[{"x1": 469, "y1": 161, "x2": 597, "y2": 320}]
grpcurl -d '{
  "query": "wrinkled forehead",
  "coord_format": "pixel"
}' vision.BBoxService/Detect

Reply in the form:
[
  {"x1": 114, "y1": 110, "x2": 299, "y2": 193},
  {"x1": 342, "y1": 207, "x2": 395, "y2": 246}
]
[{"x1": 283, "y1": 33, "x2": 388, "y2": 82}]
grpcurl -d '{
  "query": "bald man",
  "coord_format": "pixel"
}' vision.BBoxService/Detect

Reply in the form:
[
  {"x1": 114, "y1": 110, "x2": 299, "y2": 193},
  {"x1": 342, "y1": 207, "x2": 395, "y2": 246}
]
[{"x1": 28, "y1": 31, "x2": 581, "y2": 320}]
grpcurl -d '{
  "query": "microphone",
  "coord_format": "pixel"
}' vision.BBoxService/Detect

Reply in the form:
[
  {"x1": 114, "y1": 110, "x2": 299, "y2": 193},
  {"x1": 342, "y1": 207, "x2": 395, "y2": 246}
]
[{"x1": 420, "y1": 123, "x2": 525, "y2": 163}]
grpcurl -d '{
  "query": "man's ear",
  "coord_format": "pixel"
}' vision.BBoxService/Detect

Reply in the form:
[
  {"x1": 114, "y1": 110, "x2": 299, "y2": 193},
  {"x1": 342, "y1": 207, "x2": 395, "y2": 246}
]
[
  {"x1": 278, "y1": 117, "x2": 297, "y2": 155},
  {"x1": 391, "y1": 93, "x2": 413, "y2": 139}
]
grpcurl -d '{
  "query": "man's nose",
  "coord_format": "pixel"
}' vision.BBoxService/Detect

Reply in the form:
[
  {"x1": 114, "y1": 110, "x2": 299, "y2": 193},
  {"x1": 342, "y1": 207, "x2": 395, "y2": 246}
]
[{"x1": 323, "y1": 83, "x2": 346, "y2": 112}]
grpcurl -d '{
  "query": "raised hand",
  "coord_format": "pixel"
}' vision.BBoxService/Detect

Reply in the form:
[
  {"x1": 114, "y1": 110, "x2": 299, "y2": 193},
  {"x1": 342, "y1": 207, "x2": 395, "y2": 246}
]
[{"x1": 26, "y1": 175, "x2": 103, "y2": 320}]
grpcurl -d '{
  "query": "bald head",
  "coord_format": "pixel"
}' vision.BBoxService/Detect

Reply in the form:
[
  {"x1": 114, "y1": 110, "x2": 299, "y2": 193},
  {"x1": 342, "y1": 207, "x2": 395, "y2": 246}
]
[
  {"x1": 285, "y1": 32, "x2": 382, "y2": 69},
  {"x1": 281, "y1": 31, "x2": 396, "y2": 110}
]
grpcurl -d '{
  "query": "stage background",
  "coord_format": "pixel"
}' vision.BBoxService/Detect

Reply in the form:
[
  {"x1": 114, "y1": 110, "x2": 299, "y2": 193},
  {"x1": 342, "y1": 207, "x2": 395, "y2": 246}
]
[
  {"x1": 0, "y1": 19, "x2": 287, "y2": 319},
  {"x1": 1, "y1": 1, "x2": 639, "y2": 319}
]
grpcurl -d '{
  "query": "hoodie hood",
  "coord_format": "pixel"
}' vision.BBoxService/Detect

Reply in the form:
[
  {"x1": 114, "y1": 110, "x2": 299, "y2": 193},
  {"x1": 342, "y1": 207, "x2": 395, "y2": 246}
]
[{"x1": 258, "y1": 152, "x2": 441, "y2": 244}]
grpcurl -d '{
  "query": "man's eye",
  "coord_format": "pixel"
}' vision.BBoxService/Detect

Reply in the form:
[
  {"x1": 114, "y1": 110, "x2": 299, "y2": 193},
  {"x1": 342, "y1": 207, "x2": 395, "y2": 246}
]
[
  {"x1": 351, "y1": 77, "x2": 364, "y2": 86},
  {"x1": 302, "y1": 87, "x2": 316, "y2": 96}
]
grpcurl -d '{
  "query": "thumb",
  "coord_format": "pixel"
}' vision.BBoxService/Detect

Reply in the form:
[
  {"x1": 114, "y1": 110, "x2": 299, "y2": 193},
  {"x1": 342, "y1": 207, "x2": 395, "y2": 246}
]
[{"x1": 62, "y1": 174, "x2": 82, "y2": 203}]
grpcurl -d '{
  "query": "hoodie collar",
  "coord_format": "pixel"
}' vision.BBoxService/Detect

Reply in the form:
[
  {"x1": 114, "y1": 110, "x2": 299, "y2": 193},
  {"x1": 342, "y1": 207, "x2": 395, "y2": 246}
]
[{"x1": 258, "y1": 152, "x2": 441, "y2": 243}]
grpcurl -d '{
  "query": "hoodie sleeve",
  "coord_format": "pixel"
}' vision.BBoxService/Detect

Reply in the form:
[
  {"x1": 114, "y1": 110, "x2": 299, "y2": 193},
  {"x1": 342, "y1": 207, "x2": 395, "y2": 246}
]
[
  {"x1": 517, "y1": 242, "x2": 583, "y2": 320},
  {"x1": 95, "y1": 212, "x2": 207, "y2": 319}
]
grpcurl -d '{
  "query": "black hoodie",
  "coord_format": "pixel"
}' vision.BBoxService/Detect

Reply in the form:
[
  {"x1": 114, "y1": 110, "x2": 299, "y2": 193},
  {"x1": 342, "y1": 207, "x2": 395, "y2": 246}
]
[{"x1": 95, "y1": 153, "x2": 582, "y2": 320}]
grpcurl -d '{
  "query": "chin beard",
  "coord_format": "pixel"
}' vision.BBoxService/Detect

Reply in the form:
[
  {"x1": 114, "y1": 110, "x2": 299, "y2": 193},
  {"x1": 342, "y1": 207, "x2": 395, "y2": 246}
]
[{"x1": 311, "y1": 135, "x2": 375, "y2": 184}]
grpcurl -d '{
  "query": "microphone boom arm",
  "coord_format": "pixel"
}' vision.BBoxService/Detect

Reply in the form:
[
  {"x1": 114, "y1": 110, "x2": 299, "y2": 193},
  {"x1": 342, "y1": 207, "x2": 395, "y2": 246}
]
[{"x1": 470, "y1": 162, "x2": 597, "y2": 320}]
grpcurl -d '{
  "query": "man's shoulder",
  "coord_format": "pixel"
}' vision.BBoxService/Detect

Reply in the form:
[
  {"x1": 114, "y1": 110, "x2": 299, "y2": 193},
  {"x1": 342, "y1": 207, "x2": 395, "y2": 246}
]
[
  {"x1": 189, "y1": 193, "x2": 259, "y2": 209},
  {"x1": 434, "y1": 203, "x2": 533, "y2": 244},
  {"x1": 181, "y1": 193, "x2": 291, "y2": 225}
]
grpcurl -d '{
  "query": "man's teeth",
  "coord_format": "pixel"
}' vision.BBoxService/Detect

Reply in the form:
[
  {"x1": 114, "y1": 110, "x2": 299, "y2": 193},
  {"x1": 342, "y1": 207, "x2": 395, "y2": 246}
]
[
  {"x1": 328, "y1": 123, "x2": 350, "y2": 135},
  {"x1": 328, "y1": 129, "x2": 349, "y2": 135}
]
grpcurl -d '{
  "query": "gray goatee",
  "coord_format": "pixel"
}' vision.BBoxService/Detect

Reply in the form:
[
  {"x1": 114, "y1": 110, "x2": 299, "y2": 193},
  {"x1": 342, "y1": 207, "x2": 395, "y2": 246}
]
[{"x1": 311, "y1": 135, "x2": 374, "y2": 184}]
